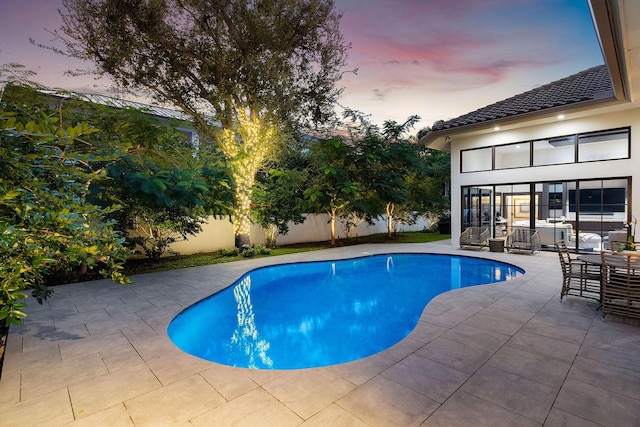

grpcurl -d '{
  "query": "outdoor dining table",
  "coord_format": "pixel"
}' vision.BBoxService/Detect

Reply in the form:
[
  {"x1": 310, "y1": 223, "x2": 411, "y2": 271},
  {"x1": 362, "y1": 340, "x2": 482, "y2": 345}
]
[{"x1": 577, "y1": 253, "x2": 603, "y2": 266}]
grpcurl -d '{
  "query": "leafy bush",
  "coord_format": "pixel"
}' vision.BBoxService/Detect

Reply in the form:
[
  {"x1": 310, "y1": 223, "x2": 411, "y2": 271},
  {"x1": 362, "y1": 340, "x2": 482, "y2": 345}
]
[{"x1": 0, "y1": 85, "x2": 130, "y2": 325}]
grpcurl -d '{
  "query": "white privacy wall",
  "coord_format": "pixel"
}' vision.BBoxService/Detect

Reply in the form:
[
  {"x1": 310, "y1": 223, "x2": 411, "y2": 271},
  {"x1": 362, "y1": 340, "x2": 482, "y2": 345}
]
[{"x1": 168, "y1": 213, "x2": 432, "y2": 255}]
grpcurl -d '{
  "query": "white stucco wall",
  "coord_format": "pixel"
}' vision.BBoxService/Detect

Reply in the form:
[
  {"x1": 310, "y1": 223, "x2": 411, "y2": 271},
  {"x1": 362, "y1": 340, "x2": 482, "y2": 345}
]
[
  {"x1": 447, "y1": 105, "x2": 640, "y2": 246},
  {"x1": 168, "y1": 214, "x2": 432, "y2": 255}
]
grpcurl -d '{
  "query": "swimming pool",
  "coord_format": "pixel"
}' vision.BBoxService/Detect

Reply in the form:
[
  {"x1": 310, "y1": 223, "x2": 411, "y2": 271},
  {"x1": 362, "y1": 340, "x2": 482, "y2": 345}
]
[{"x1": 168, "y1": 253, "x2": 523, "y2": 370}]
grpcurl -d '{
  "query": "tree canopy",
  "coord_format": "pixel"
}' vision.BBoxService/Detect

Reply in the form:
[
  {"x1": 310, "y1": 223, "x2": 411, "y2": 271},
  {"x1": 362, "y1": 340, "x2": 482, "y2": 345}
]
[{"x1": 48, "y1": 0, "x2": 351, "y2": 246}]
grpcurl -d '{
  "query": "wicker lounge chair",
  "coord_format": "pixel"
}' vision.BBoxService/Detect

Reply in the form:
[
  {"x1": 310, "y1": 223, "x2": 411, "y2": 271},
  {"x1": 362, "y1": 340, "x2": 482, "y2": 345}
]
[
  {"x1": 600, "y1": 251, "x2": 640, "y2": 320},
  {"x1": 555, "y1": 240, "x2": 600, "y2": 302},
  {"x1": 506, "y1": 228, "x2": 541, "y2": 254},
  {"x1": 459, "y1": 227, "x2": 489, "y2": 249}
]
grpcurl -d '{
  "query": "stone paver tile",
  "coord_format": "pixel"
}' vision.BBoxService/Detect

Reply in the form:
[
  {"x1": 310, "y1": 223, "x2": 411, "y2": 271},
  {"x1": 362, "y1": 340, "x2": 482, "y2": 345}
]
[
  {"x1": 487, "y1": 345, "x2": 571, "y2": 389},
  {"x1": 460, "y1": 312, "x2": 524, "y2": 336},
  {"x1": 568, "y1": 355, "x2": 640, "y2": 400},
  {"x1": 381, "y1": 332, "x2": 431, "y2": 362},
  {"x1": 520, "y1": 317, "x2": 588, "y2": 345},
  {"x1": 545, "y1": 297, "x2": 600, "y2": 319},
  {"x1": 22, "y1": 352, "x2": 108, "y2": 400},
  {"x1": 125, "y1": 374, "x2": 225, "y2": 426},
  {"x1": 578, "y1": 339, "x2": 640, "y2": 373},
  {"x1": 326, "y1": 353, "x2": 396, "y2": 386},
  {"x1": 422, "y1": 390, "x2": 539, "y2": 427},
  {"x1": 190, "y1": 387, "x2": 301, "y2": 427},
  {"x1": 554, "y1": 378, "x2": 640, "y2": 426},
  {"x1": 53, "y1": 309, "x2": 112, "y2": 329},
  {"x1": 59, "y1": 331, "x2": 131, "y2": 360},
  {"x1": 105, "y1": 299, "x2": 157, "y2": 316},
  {"x1": 0, "y1": 374, "x2": 21, "y2": 409},
  {"x1": 66, "y1": 404, "x2": 134, "y2": 427},
  {"x1": 1, "y1": 342, "x2": 61, "y2": 376},
  {"x1": 496, "y1": 293, "x2": 551, "y2": 312},
  {"x1": 129, "y1": 334, "x2": 178, "y2": 361},
  {"x1": 462, "y1": 365, "x2": 557, "y2": 423},
  {"x1": 419, "y1": 304, "x2": 484, "y2": 329},
  {"x1": 382, "y1": 353, "x2": 469, "y2": 404},
  {"x1": 544, "y1": 407, "x2": 601, "y2": 427},
  {"x1": 0, "y1": 388, "x2": 74, "y2": 427},
  {"x1": 480, "y1": 301, "x2": 537, "y2": 324},
  {"x1": 143, "y1": 315, "x2": 175, "y2": 334},
  {"x1": 417, "y1": 337, "x2": 492, "y2": 374},
  {"x1": 583, "y1": 321, "x2": 640, "y2": 352},
  {"x1": 100, "y1": 342, "x2": 145, "y2": 371},
  {"x1": 535, "y1": 305, "x2": 596, "y2": 329},
  {"x1": 588, "y1": 314, "x2": 640, "y2": 334},
  {"x1": 199, "y1": 364, "x2": 259, "y2": 401},
  {"x1": 301, "y1": 403, "x2": 368, "y2": 427},
  {"x1": 120, "y1": 320, "x2": 163, "y2": 342},
  {"x1": 244, "y1": 368, "x2": 285, "y2": 386},
  {"x1": 85, "y1": 314, "x2": 149, "y2": 336},
  {"x1": 69, "y1": 362, "x2": 161, "y2": 418},
  {"x1": 72, "y1": 295, "x2": 125, "y2": 313},
  {"x1": 146, "y1": 349, "x2": 215, "y2": 385},
  {"x1": 443, "y1": 322, "x2": 511, "y2": 352},
  {"x1": 421, "y1": 301, "x2": 452, "y2": 316},
  {"x1": 508, "y1": 330, "x2": 580, "y2": 363},
  {"x1": 338, "y1": 375, "x2": 439, "y2": 427},
  {"x1": 411, "y1": 322, "x2": 449, "y2": 345},
  {"x1": 262, "y1": 368, "x2": 355, "y2": 420},
  {"x1": 4, "y1": 329, "x2": 24, "y2": 355},
  {"x1": 19, "y1": 325, "x2": 89, "y2": 354},
  {"x1": 15, "y1": 316, "x2": 56, "y2": 335}
]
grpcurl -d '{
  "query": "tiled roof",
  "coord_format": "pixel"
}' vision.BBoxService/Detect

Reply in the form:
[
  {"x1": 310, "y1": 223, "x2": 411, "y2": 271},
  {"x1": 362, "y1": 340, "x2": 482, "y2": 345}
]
[{"x1": 432, "y1": 65, "x2": 613, "y2": 131}]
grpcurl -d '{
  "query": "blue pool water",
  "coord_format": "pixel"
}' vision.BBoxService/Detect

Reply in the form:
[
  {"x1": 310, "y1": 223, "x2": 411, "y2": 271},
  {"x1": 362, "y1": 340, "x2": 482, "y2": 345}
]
[{"x1": 168, "y1": 253, "x2": 523, "y2": 370}]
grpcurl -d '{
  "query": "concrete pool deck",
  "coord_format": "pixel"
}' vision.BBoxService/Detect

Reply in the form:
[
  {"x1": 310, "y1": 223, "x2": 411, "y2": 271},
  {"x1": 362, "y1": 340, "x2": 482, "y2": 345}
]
[{"x1": 1, "y1": 240, "x2": 639, "y2": 426}]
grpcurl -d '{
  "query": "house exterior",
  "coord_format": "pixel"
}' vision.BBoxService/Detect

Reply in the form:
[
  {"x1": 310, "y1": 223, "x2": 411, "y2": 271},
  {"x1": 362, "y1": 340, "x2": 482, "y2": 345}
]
[{"x1": 420, "y1": 0, "x2": 640, "y2": 252}]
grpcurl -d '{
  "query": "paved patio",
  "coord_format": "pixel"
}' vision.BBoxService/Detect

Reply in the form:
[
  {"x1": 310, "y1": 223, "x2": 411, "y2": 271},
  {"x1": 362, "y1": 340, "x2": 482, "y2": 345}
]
[{"x1": 1, "y1": 240, "x2": 639, "y2": 426}]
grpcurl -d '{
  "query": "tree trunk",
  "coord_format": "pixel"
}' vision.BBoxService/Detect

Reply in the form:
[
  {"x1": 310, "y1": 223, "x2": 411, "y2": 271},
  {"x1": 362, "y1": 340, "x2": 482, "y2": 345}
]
[
  {"x1": 386, "y1": 202, "x2": 395, "y2": 238},
  {"x1": 330, "y1": 208, "x2": 336, "y2": 246},
  {"x1": 233, "y1": 179, "x2": 253, "y2": 249},
  {"x1": 235, "y1": 233, "x2": 250, "y2": 248}
]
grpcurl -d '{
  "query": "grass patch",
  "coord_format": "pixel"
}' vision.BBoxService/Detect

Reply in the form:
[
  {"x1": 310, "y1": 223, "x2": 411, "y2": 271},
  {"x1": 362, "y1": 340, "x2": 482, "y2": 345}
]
[{"x1": 123, "y1": 231, "x2": 450, "y2": 276}]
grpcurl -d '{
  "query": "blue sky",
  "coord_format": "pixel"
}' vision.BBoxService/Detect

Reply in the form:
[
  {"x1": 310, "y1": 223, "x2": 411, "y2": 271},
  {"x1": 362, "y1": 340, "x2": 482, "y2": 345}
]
[{"x1": 0, "y1": 0, "x2": 603, "y2": 130}]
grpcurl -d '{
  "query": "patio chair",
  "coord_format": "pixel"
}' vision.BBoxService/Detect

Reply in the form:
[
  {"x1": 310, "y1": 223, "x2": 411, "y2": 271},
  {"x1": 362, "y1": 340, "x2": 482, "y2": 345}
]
[
  {"x1": 459, "y1": 226, "x2": 489, "y2": 249},
  {"x1": 600, "y1": 251, "x2": 640, "y2": 320},
  {"x1": 555, "y1": 240, "x2": 600, "y2": 302},
  {"x1": 506, "y1": 228, "x2": 541, "y2": 254}
]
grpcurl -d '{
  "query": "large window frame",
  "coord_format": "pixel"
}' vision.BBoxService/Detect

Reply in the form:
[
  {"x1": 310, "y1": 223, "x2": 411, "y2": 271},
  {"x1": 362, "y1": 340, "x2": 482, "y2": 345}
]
[
  {"x1": 461, "y1": 178, "x2": 632, "y2": 253},
  {"x1": 460, "y1": 127, "x2": 630, "y2": 173}
]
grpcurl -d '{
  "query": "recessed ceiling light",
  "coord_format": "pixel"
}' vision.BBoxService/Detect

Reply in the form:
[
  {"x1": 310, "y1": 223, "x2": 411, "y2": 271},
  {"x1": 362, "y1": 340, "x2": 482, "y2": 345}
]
[
  {"x1": 494, "y1": 125, "x2": 500, "y2": 131},
  {"x1": 557, "y1": 114, "x2": 565, "y2": 120}
]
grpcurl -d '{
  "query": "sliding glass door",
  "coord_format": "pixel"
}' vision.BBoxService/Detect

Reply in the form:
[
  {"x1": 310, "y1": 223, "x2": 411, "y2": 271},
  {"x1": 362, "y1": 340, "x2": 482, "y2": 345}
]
[{"x1": 461, "y1": 178, "x2": 631, "y2": 252}]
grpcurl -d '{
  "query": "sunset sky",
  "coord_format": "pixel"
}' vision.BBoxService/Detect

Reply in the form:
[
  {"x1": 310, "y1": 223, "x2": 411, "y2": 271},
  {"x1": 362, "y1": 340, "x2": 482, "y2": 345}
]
[{"x1": 0, "y1": 0, "x2": 604, "y2": 131}]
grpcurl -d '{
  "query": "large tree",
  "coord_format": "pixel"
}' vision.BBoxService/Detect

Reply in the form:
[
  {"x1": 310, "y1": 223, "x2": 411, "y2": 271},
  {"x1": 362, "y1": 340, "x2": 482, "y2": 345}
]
[
  {"x1": 303, "y1": 137, "x2": 359, "y2": 246},
  {"x1": 48, "y1": 0, "x2": 350, "y2": 247}
]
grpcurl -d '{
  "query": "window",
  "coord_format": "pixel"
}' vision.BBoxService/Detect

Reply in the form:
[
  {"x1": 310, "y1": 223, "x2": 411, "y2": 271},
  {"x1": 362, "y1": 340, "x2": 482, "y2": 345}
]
[
  {"x1": 462, "y1": 127, "x2": 630, "y2": 173},
  {"x1": 495, "y1": 142, "x2": 530, "y2": 169},
  {"x1": 569, "y1": 188, "x2": 626, "y2": 213},
  {"x1": 533, "y1": 136, "x2": 575, "y2": 166},
  {"x1": 462, "y1": 178, "x2": 630, "y2": 252},
  {"x1": 578, "y1": 128, "x2": 629, "y2": 162},
  {"x1": 461, "y1": 147, "x2": 492, "y2": 172},
  {"x1": 548, "y1": 185, "x2": 563, "y2": 210}
]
